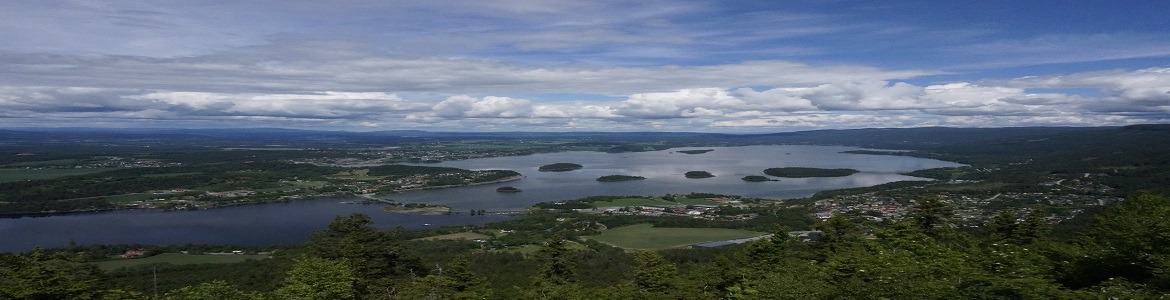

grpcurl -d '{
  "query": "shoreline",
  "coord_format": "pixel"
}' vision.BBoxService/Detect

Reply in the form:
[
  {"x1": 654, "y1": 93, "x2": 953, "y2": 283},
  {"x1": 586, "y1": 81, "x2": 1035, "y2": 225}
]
[
  {"x1": 3, "y1": 176, "x2": 527, "y2": 217},
  {"x1": 389, "y1": 175, "x2": 525, "y2": 193}
]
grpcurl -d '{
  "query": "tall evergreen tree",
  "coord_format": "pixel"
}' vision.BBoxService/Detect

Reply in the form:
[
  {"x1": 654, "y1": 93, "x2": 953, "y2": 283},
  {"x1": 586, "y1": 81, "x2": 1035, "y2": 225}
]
[
  {"x1": 306, "y1": 214, "x2": 422, "y2": 287},
  {"x1": 1070, "y1": 192, "x2": 1170, "y2": 291},
  {"x1": 910, "y1": 196, "x2": 956, "y2": 237},
  {"x1": 272, "y1": 256, "x2": 357, "y2": 300},
  {"x1": 633, "y1": 251, "x2": 678, "y2": 294},
  {"x1": 0, "y1": 251, "x2": 104, "y2": 300}
]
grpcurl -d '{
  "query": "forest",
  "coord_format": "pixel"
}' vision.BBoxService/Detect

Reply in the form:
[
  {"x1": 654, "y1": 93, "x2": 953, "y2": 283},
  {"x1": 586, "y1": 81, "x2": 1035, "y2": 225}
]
[{"x1": 3, "y1": 192, "x2": 1169, "y2": 299}]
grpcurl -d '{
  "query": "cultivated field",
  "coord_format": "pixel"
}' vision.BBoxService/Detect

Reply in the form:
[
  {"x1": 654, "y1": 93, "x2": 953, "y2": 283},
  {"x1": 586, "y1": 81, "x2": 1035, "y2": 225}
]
[
  {"x1": 671, "y1": 197, "x2": 722, "y2": 206},
  {"x1": 584, "y1": 224, "x2": 765, "y2": 250}
]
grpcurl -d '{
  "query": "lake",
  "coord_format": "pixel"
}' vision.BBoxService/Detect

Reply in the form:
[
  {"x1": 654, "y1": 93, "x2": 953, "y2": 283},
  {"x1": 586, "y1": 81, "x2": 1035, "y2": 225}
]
[
  {"x1": 0, "y1": 199, "x2": 513, "y2": 253},
  {"x1": 387, "y1": 145, "x2": 962, "y2": 210},
  {"x1": 0, "y1": 145, "x2": 960, "y2": 252}
]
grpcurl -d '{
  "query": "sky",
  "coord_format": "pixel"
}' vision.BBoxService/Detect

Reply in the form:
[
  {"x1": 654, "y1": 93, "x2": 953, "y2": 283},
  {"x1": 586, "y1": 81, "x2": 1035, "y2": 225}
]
[{"x1": 2, "y1": 1, "x2": 1170, "y2": 132}]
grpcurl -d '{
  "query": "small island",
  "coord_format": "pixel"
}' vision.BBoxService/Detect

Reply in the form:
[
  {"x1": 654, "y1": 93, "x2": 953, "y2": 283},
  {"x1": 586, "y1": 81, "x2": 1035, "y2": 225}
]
[
  {"x1": 684, "y1": 171, "x2": 715, "y2": 179},
  {"x1": 538, "y1": 163, "x2": 583, "y2": 172},
  {"x1": 596, "y1": 175, "x2": 646, "y2": 182},
  {"x1": 495, "y1": 186, "x2": 523, "y2": 193},
  {"x1": 741, "y1": 175, "x2": 777, "y2": 182},
  {"x1": 676, "y1": 149, "x2": 714, "y2": 155},
  {"x1": 763, "y1": 167, "x2": 860, "y2": 178}
]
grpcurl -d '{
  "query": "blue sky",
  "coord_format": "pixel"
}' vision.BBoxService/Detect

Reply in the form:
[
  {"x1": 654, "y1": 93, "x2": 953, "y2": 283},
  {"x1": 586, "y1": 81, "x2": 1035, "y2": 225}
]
[{"x1": 2, "y1": 0, "x2": 1169, "y2": 132}]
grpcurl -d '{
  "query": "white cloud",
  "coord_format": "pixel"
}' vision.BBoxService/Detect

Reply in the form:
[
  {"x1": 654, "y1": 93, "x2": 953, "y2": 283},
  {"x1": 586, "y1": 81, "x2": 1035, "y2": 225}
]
[
  {"x1": 990, "y1": 67, "x2": 1170, "y2": 113},
  {"x1": 432, "y1": 95, "x2": 534, "y2": 118},
  {"x1": 616, "y1": 88, "x2": 743, "y2": 118}
]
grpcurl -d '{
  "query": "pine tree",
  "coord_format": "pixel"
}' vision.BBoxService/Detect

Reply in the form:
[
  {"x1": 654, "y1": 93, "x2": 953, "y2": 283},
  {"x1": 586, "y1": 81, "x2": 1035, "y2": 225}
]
[{"x1": 910, "y1": 196, "x2": 956, "y2": 237}]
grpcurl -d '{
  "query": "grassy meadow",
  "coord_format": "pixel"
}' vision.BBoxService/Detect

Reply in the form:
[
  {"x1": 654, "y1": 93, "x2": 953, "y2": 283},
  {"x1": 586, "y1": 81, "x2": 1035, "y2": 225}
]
[
  {"x1": 0, "y1": 168, "x2": 116, "y2": 183},
  {"x1": 95, "y1": 253, "x2": 271, "y2": 271},
  {"x1": 585, "y1": 224, "x2": 765, "y2": 250}
]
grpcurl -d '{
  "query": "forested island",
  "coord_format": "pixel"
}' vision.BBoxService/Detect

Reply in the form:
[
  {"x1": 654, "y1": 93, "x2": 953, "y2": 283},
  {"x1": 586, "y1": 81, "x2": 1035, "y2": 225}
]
[
  {"x1": 495, "y1": 186, "x2": 522, "y2": 193},
  {"x1": 684, "y1": 171, "x2": 715, "y2": 178},
  {"x1": 676, "y1": 149, "x2": 714, "y2": 154},
  {"x1": 596, "y1": 175, "x2": 646, "y2": 182},
  {"x1": 381, "y1": 202, "x2": 451, "y2": 215},
  {"x1": 763, "y1": 167, "x2": 860, "y2": 178},
  {"x1": 537, "y1": 163, "x2": 583, "y2": 172},
  {"x1": 741, "y1": 175, "x2": 777, "y2": 182}
]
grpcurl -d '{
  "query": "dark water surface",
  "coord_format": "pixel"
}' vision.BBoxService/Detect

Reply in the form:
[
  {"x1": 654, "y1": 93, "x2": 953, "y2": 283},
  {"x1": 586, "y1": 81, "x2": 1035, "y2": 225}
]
[
  {"x1": 0, "y1": 199, "x2": 511, "y2": 252},
  {"x1": 0, "y1": 145, "x2": 959, "y2": 252}
]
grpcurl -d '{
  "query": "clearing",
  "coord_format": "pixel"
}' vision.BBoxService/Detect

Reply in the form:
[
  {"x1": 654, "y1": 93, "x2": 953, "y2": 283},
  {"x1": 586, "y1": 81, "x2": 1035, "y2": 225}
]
[
  {"x1": 584, "y1": 224, "x2": 765, "y2": 250},
  {"x1": 0, "y1": 168, "x2": 116, "y2": 183},
  {"x1": 95, "y1": 253, "x2": 270, "y2": 271},
  {"x1": 415, "y1": 232, "x2": 491, "y2": 241}
]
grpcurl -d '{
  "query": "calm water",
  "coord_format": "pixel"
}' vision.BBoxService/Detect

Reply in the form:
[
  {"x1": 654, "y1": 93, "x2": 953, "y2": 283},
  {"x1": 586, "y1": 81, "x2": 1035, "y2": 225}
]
[
  {"x1": 0, "y1": 145, "x2": 959, "y2": 253},
  {"x1": 387, "y1": 145, "x2": 961, "y2": 210},
  {"x1": 0, "y1": 199, "x2": 512, "y2": 253}
]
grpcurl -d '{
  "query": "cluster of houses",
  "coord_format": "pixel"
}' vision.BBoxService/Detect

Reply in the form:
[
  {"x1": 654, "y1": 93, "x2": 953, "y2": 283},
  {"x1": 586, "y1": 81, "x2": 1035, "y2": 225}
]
[
  {"x1": 592, "y1": 198, "x2": 759, "y2": 221},
  {"x1": 811, "y1": 174, "x2": 1126, "y2": 227}
]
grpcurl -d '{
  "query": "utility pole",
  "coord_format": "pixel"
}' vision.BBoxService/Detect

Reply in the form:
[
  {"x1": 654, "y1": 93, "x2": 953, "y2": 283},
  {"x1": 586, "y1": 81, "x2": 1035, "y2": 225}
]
[{"x1": 153, "y1": 266, "x2": 159, "y2": 299}]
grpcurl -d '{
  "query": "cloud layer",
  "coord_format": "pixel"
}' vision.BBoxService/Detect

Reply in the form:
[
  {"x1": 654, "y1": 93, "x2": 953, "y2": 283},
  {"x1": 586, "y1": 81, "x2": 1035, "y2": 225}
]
[
  {"x1": 3, "y1": 53, "x2": 1167, "y2": 131},
  {"x1": 2, "y1": 1, "x2": 1169, "y2": 131}
]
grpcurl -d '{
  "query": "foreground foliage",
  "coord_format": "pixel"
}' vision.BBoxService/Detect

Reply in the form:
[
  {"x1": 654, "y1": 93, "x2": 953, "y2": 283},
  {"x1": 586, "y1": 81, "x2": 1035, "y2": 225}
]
[{"x1": 5, "y1": 192, "x2": 1170, "y2": 299}]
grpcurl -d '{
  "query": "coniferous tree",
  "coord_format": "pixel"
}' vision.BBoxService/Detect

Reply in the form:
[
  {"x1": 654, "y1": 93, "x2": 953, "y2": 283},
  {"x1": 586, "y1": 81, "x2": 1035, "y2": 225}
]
[
  {"x1": 633, "y1": 251, "x2": 678, "y2": 294},
  {"x1": 161, "y1": 280, "x2": 261, "y2": 300},
  {"x1": 0, "y1": 251, "x2": 105, "y2": 300},
  {"x1": 910, "y1": 196, "x2": 956, "y2": 238},
  {"x1": 272, "y1": 256, "x2": 357, "y2": 300},
  {"x1": 987, "y1": 210, "x2": 1018, "y2": 242},
  {"x1": 306, "y1": 213, "x2": 422, "y2": 292}
]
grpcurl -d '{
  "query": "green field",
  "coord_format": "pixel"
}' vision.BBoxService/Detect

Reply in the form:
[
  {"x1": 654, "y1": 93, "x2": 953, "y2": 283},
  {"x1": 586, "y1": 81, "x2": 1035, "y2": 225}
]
[
  {"x1": 95, "y1": 253, "x2": 271, "y2": 271},
  {"x1": 1, "y1": 159, "x2": 81, "y2": 167},
  {"x1": 671, "y1": 197, "x2": 722, "y2": 206},
  {"x1": 142, "y1": 172, "x2": 203, "y2": 178},
  {"x1": 103, "y1": 193, "x2": 162, "y2": 203},
  {"x1": 0, "y1": 168, "x2": 116, "y2": 183},
  {"x1": 585, "y1": 224, "x2": 765, "y2": 250},
  {"x1": 493, "y1": 241, "x2": 590, "y2": 255},
  {"x1": 591, "y1": 198, "x2": 678, "y2": 208}
]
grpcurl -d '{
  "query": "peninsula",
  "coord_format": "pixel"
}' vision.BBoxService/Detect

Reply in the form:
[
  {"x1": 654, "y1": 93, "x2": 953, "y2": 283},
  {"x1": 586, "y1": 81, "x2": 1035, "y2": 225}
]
[{"x1": 763, "y1": 167, "x2": 859, "y2": 178}]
